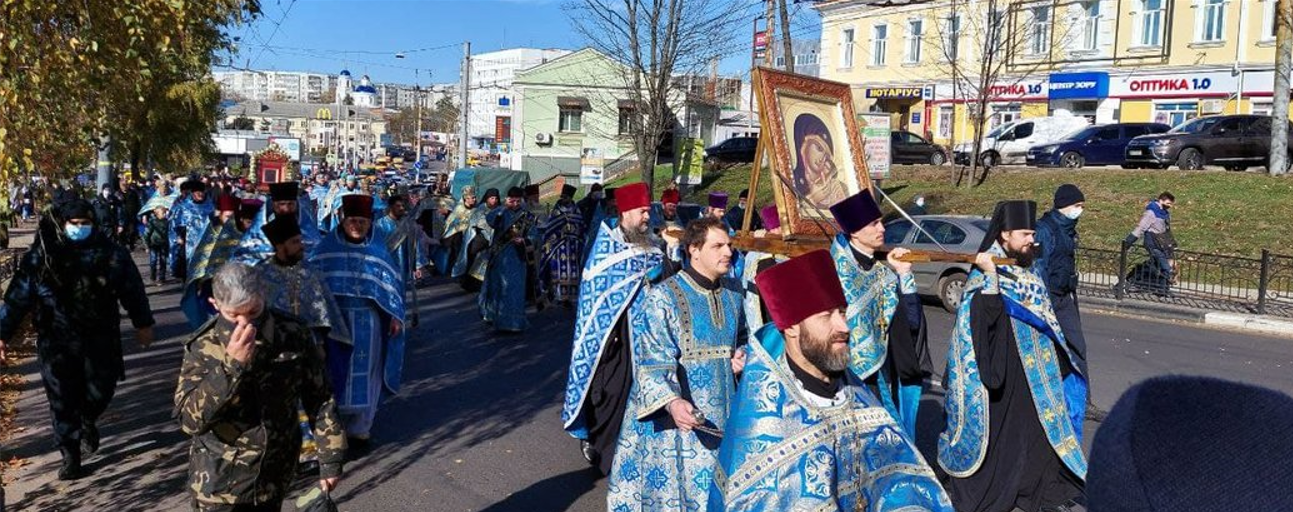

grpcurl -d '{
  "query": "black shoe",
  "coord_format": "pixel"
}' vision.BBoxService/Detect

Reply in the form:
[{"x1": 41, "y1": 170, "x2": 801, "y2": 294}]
[
  {"x1": 345, "y1": 436, "x2": 372, "y2": 461},
  {"x1": 580, "y1": 440, "x2": 599, "y2": 466},
  {"x1": 81, "y1": 423, "x2": 100, "y2": 456},
  {"x1": 58, "y1": 448, "x2": 86, "y2": 481},
  {"x1": 1085, "y1": 403, "x2": 1108, "y2": 423}
]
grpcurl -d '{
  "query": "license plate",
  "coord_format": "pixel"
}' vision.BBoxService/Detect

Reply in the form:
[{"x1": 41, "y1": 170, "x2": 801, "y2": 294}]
[{"x1": 1128, "y1": 149, "x2": 1143, "y2": 156}]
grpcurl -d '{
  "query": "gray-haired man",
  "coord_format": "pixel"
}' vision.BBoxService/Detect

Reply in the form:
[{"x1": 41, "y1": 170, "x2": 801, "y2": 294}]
[{"x1": 174, "y1": 262, "x2": 346, "y2": 511}]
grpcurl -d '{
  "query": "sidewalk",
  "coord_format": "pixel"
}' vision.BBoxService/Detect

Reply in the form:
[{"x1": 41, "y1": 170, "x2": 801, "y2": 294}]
[{"x1": 1082, "y1": 295, "x2": 1293, "y2": 338}]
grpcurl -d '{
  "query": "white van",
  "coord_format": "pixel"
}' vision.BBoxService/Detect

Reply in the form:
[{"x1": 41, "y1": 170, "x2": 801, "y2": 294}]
[{"x1": 953, "y1": 111, "x2": 1090, "y2": 166}]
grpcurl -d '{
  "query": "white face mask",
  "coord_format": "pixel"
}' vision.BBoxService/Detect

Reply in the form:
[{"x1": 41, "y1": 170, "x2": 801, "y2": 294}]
[
  {"x1": 1063, "y1": 206, "x2": 1084, "y2": 220},
  {"x1": 915, "y1": 197, "x2": 926, "y2": 207}
]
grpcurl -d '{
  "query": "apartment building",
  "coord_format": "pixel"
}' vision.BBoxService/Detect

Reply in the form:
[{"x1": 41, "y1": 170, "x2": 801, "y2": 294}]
[{"x1": 816, "y1": 0, "x2": 1282, "y2": 146}]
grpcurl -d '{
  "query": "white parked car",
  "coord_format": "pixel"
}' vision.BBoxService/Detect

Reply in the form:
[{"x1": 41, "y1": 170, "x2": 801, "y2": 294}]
[{"x1": 954, "y1": 111, "x2": 1091, "y2": 166}]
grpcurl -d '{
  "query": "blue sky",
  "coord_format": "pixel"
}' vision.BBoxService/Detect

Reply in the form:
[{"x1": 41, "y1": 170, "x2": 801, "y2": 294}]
[{"x1": 223, "y1": 0, "x2": 820, "y2": 85}]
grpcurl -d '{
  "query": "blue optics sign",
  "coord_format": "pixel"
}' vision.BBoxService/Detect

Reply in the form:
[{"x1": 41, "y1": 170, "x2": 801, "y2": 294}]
[{"x1": 1048, "y1": 72, "x2": 1109, "y2": 100}]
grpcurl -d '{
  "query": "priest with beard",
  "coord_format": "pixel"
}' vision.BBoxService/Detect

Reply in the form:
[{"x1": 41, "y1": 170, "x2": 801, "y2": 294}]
[
  {"x1": 561, "y1": 182, "x2": 678, "y2": 475},
  {"x1": 256, "y1": 213, "x2": 350, "y2": 347},
  {"x1": 711, "y1": 250, "x2": 951, "y2": 511},
  {"x1": 939, "y1": 200, "x2": 1086, "y2": 512}
]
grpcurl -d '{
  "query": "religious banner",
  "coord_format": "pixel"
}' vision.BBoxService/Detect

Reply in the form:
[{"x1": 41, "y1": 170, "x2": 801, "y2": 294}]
[{"x1": 674, "y1": 137, "x2": 704, "y2": 185}]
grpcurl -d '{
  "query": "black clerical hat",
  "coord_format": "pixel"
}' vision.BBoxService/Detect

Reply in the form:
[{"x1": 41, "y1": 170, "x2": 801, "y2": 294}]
[
  {"x1": 261, "y1": 213, "x2": 302, "y2": 246},
  {"x1": 978, "y1": 200, "x2": 1037, "y2": 252}
]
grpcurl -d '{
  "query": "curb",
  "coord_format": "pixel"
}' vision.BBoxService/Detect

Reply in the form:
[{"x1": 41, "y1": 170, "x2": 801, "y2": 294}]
[{"x1": 1080, "y1": 295, "x2": 1293, "y2": 338}]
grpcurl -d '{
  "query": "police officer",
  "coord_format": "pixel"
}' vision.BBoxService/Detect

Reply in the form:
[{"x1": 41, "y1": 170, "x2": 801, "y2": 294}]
[
  {"x1": 174, "y1": 262, "x2": 345, "y2": 511},
  {"x1": 0, "y1": 198, "x2": 155, "y2": 480}
]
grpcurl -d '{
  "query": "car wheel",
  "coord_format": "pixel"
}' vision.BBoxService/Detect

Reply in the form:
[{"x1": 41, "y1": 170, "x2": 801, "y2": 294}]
[
  {"x1": 979, "y1": 152, "x2": 999, "y2": 168},
  {"x1": 929, "y1": 152, "x2": 946, "y2": 166},
  {"x1": 939, "y1": 272, "x2": 968, "y2": 313},
  {"x1": 1177, "y1": 148, "x2": 1204, "y2": 170},
  {"x1": 1060, "y1": 151, "x2": 1084, "y2": 169}
]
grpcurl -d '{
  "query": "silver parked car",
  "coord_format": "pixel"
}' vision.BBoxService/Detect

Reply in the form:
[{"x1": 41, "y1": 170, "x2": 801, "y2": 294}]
[{"x1": 884, "y1": 215, "x2": 990, "y2": 312}]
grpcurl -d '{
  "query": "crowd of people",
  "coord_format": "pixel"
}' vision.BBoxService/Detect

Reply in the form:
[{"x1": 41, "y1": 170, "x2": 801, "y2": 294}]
[{"x1": 0, "y1": 163, "x2": 1283, "y2": 512}]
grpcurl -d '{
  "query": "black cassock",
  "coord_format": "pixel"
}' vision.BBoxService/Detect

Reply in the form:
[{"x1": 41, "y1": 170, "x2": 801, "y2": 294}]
[{"x1": 946, "y1": 290, "x2": 1083, "y2": 512}]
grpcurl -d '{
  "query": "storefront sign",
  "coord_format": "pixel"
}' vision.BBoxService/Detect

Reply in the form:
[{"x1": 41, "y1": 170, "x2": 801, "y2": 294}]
[
  {"x1": 1111, "y1": 71, "x2": 1238, "y2": 98},
  {"x1": 858, "y1": 114, "x2": 892, "y2": 180},
  {"x1": 1048, "y1": 72, "x2": 1109, "y2": 100},
  {"x1": 988, "y1": 81, "x2": 1048, "y2": 100},
  {"x1": 580, "y1": 147, "x2": 605, "y2": 185},
  {"x1": 866, "y1": 87, "x2": 924, "y2": 99},
  {"x1": 754, "y1": 31, "x2": 768, "y2": 60}
]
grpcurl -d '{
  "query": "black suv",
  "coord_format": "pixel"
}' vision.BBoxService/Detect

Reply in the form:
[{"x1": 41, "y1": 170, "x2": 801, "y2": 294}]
[
  {"x1": 1124, "y1": 115, "x2": 1293, "y2": 171},
  {"x1": 704, "y1": 136, "x2": 758, "y2": 164}
]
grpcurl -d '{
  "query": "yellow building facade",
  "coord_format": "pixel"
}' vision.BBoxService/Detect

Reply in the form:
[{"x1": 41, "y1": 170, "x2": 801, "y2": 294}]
[{"x1": 816, "y1": 0, "x2": 1283, "y2": 147}]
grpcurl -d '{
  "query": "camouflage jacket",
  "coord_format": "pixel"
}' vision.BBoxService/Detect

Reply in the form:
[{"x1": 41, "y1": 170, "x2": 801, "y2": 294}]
[{"x1": 174, "y1": 311, "x2": 346, "y2": 506}]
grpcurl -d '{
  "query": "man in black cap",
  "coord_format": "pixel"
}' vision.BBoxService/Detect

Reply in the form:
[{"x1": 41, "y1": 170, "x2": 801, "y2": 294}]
[
  {"x1": 257, "y1": 214, "x2": 350, "y2": 347},
  {"x1": 238, "y1": 181, "x2": 321, "y2": 263},
  {"x1": 537, "y1": 184, "x2": 585, "y2": 307},
  {"x1": 478, "y1": 187, "x2": 539, "y2": 332},
  {"x1": 0, "y1": 198, "x2": 154, "y2": 479},
  {"x1": 722, "y1": 188, "x2": 763, "y2": 232},
  {"x1": 939, "y1": 200, "x2": 1086, "y2": 512},
  {"x1": 1035, "y1": 184, "x2": 1094, "y2": 436},
  {"x1": 169, "y1": 178, "x2": 214, "y2": 280}
]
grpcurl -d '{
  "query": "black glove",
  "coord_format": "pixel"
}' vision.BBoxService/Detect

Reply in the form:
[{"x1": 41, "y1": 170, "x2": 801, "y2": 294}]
[{"x1": 1122, "y1": 234, "x2": 1137, "y2": 248}]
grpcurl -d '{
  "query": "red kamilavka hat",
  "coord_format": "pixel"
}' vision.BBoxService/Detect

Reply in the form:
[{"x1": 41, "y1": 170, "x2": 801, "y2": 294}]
[
  {"x1": 755, "y1": 249, "x2": 847, "y2": 330},
  {"x1": 660, "y1": 188, "x2": 681, "y2": 205},
  {"x1": 617, "y1": 182, "x2": 651, "y2": 212}
]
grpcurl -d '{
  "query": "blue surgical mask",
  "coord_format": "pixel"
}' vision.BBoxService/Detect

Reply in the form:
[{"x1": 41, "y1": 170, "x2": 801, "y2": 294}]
[
  {"x1": 1063, "y1": 207, "x2": 1084, "y2": 220},
  {"x1": 64, "y1": 223, "x2": 92, "y2": 241}
]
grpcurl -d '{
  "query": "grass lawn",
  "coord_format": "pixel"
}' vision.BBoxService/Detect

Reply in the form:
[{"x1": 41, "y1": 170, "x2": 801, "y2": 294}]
[{"x1": 612, "y1": 164, "x2": 1293, "y2": 258}]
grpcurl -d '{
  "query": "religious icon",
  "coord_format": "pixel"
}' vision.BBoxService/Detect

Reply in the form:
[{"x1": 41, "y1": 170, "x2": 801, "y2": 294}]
[{"x1": 755, "y1": 68, "x2": 872, "y2": 237}]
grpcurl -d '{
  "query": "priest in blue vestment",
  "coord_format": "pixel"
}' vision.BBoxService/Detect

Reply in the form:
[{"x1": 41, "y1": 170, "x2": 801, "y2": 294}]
[
  {"x1": 452, "y1": 188, "x2": 500, "y2": 291},
  {"x1": 478, "y1": 187, "x2": 539, "y2": 332},
  {"x1": 311, "y1": 194, "x2": 406, "y2": 442},
  {"x1": 607, "y1": 216, "x2": 746, "y2": 512},
  {"x1": 739, "y1": 205, "x2": 786, "y2": 342},
  {"x1": 939, "y1": 200, "x2": 1085, "y2": 512},
  {"x1": 257, "y1": 213, "x2": 350, "y2": 346},
  {"x1": 562, "y1": 182, "x2": 676, "y2": 475},
  {"x1": 372, "y1": 194, "x2": 427, "y2": 284},
  {"x1": 169, "y1": 179, "x2": 214, "y2": 280},
  {"x1": 711, "y1": 250, "x2": 953, "y2": 512},
  {"x1": 827, "y1": 191, "x2": 931, "y2": 438},
  {"x1": 180, "y1": 197, "x2": 259, "y2": 328},
  {"x1": 232, "y1": 181, "x2": 322, "y2": 265},
  {"x1": 537, "y1": 184, "x2": 585, "y2": 308}
]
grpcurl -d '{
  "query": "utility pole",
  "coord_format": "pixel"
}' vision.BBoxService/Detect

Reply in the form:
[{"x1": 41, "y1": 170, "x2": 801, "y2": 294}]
[
  {"x1": 764, "y1": 0, "x2": 776, "y2": 67},
  {"x1": 415, "y1": 71, "x2": 424, "y2": 164},
  {"x1": 749, "y1": 15, "x2": 762, "y2": 134},
  {"x1": 778, "y1": 0, "x2": 794, "y2": 73},
  {"x1": 1272, "y1": 0, "x2": 1291, "y2": 175},
  {"x1": 457, "y1": 41, "x2": 472, "y2": 169}
]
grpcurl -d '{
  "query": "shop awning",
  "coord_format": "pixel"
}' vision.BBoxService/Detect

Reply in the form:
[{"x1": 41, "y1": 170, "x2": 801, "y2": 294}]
[{"x1": 558, "y1": 96, "x2": 591, "y2": 110}]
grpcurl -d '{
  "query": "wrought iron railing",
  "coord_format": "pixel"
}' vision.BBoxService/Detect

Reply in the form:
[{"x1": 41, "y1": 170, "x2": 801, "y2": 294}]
[{"x1": 1077, "y1": 244, "x2": 1293, "y2": 318}]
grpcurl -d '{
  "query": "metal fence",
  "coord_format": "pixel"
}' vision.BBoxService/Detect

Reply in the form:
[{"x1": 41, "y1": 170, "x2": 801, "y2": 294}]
[{"x1": 1077, "y1": 244, "x2": 1293, "y2": 318}]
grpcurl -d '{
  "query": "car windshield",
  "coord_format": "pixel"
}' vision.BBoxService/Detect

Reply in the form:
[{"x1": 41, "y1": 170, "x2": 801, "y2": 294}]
[
  {"x1": 1169, "y1": 117, "x2": 1221, "y2": 134},
  {"x1": 971, "y1": 219, "x2": 990, "y2": 232},
  {"x1": 985, "y1": 122, "x2": 1015, "y2": 138}
]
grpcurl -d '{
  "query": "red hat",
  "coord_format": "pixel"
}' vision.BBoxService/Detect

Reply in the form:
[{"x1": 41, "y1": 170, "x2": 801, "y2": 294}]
[
  {"x1": 617, "y1": 182, "x2": 651, "y2": 212},
  {"x1": 341, "y1": 194, "x2": 374, "y2": 219},
  {"x1": 755, "y1": 250, "x2": 847, "y2": 330},
  {"x1": 237, "y1": 199, "x2": 263, "y2": 221},
  {"x1": 215, "y1": 194, "x2": 240, "y2": 213},
  {"x1": 660, "y1": 189, "x2": 681, "y2": 205}
]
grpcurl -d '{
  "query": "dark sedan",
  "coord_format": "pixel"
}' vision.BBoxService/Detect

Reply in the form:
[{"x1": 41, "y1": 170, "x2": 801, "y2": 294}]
[
  {"x1": 704, "y1": 136, "x2": 758, "y2": 164},
  {"x1": 1026, "y1": 123, "x2": 1170, "y2": 168},
  {"x1": 891, "y1": 131, "x2": 948, "y2": 165}
]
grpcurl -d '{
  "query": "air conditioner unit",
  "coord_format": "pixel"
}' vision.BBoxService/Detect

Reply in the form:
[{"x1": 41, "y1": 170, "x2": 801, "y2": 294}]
[
  {"x1": 1200, "y1": 99, "x2": 1226, "y2": 115},
  {"x1": 536, "y1": 133, "x2": 553, "y2": 145}
]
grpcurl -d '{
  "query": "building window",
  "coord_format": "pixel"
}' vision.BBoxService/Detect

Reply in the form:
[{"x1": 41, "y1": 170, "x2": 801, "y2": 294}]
[
  {"x1": 775, "y1": 56, "x2": 786, "y2": 67},
  {"x1": 1082, "y1": 1, "x2": 1101, "y2": 50},
  {"x1": 841, "y1": 28, "x2": 856, "y2": 68},
  {"x1": 1029, "y1": 7, "x2": 1051, "y2": 55},
  {"x1": 1263, "y1": 0, "x2": 1279, "y2": 41},
  {"x1": 937, "y1": 105, "x2": 954, "y2": 139},
  {"x1": 1154, "y1": 102, "x2": 1199, "y2": 127},
  {"x1": 991, "y1": 104, "x2": 1022, "y2": 129},
  {"x1": 1197, "y1": 0, "x2": 1226, "y2": 42},
  {"x1": 944, "y1": 14, "x2": 961, "y2": 61},
  {"x1": 618, "y1": 108, "x2": 635, "y2": 135},
  {"x1": 905, "y1": 19, "x2": 923, "y2": 63},
  {"x1": 559, "y1": 108, "x2": 583, "y2": 133},
  {"x1": 872, "y1": 24, "x2": 888, "y2": 66},
  {"x1": 1137, "y1": 0, "x2": 1166, "y2": 46},
  {"x1": 987, "y1": 10, "x2": 1006, "y2": 60}
]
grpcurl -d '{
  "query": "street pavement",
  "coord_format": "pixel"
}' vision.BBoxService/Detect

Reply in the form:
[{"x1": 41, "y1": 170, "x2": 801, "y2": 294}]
[{"x1": 4, "y1": 263, "x2": 1293, "y2": 511}]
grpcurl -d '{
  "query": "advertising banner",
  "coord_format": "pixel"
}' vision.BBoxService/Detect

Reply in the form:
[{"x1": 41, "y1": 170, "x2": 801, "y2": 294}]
[
  {"x1": 674, "y1": 137, "x2": 704, "y2": 185},
  {"x1": 580, "y1": 147, "x2": 605, "y2": 185},
  {"x1": 857, "y1": 114, "x2": 892, "y2": 181}
]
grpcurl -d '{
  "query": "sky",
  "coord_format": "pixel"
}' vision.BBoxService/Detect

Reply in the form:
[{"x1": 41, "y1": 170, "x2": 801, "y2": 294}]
[{"x1": 223, "y1": 0, "x2": 822, "y2": 85}]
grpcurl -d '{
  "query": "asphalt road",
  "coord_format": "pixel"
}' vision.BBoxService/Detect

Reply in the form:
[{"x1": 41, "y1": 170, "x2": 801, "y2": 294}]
[{"x1": 4, "y1": 273, "x2": 1292, "y2": 511}]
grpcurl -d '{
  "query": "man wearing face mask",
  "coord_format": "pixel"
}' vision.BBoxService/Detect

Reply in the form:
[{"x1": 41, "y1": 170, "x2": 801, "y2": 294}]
[
  {"x1": 1035, "y1": 184, "x2": 1092, "y2": 440},
  {"x1": 0, "y1": 198, "x2": 155, "y2": 480}
]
